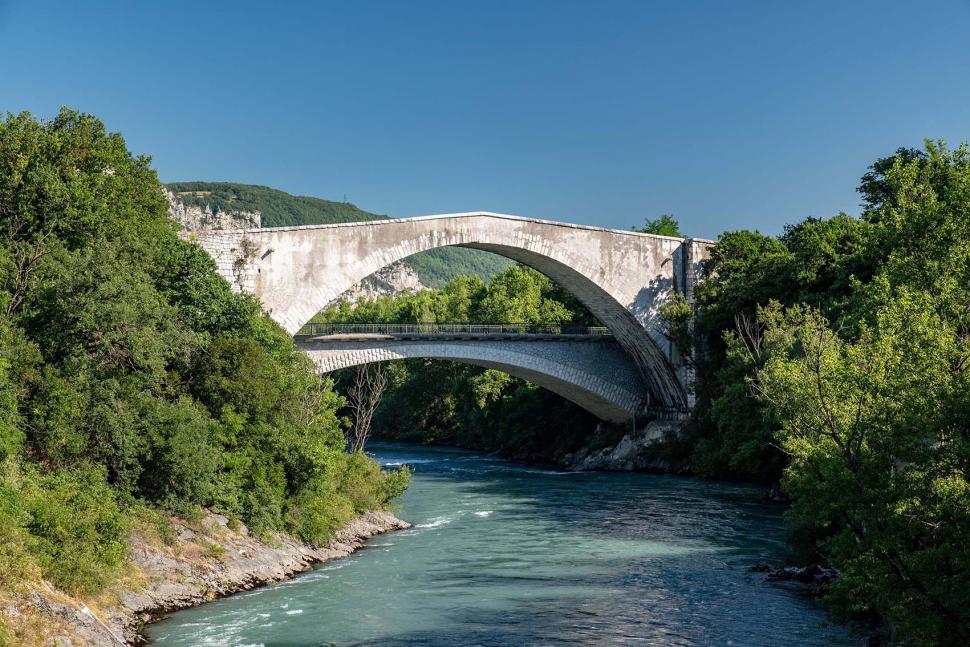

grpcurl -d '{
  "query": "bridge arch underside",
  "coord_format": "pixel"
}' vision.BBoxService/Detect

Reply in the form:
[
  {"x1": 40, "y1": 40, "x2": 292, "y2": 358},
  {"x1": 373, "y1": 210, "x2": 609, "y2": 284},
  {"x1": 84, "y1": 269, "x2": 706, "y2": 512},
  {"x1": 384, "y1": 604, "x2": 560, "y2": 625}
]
[
  {"x1": 297, "y1": 339, "x2": 649, "y2": 424},
  {"x1": 240, "y1": 216, "x2": 690, "y2": 410}
]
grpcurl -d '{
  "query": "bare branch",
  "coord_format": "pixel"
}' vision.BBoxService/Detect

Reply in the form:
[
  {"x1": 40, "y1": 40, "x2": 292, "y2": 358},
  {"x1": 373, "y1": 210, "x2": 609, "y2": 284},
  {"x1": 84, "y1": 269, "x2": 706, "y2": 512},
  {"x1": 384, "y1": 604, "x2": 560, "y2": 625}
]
[{"x1": 346, "y1": 363, "x2": 389, "y2": 452}]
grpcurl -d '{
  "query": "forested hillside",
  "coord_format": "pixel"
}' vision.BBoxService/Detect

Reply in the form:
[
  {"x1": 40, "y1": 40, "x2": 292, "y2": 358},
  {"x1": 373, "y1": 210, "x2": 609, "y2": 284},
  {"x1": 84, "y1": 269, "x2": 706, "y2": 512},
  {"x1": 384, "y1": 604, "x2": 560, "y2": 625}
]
[
  {"x1": 167, "y1": 181, "x2": 382, "y2": 226},
  {"x1": 166, "y1": 181, "x2": 512, "y2": 287},
  {"x1": 0, "y1": 110, "x2": 407, "y2": 641}
]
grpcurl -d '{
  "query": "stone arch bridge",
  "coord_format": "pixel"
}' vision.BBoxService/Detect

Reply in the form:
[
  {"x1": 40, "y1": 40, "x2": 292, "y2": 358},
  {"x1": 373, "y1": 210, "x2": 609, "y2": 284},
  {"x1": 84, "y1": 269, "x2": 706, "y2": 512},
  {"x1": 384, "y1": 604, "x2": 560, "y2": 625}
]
[{"x1": 193, "y1": 212, "x2": 712, "y2": 421}]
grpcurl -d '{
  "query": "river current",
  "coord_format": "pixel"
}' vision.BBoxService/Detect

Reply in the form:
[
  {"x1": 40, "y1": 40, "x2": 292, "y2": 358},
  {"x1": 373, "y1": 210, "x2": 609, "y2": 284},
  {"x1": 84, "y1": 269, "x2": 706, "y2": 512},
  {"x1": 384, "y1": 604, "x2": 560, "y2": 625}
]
[{"x1": 146, "y1": 442, "x2": 852, "y2": 646}]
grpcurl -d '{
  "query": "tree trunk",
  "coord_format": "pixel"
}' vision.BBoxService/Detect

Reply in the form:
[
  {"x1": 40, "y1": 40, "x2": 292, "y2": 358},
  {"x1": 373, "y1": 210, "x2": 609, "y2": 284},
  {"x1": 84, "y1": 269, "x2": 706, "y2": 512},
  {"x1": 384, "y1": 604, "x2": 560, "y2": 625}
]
[{"x1": 346, "y1": 364, "x2": 389, "y2": 452}]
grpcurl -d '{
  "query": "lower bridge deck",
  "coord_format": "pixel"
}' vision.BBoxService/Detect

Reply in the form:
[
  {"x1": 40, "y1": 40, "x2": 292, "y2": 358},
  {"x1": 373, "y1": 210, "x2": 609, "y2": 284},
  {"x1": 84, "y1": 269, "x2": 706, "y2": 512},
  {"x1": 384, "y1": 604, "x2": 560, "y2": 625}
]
[{"x1": 295, "y1": 328, "x2": 646, "y2": 423}]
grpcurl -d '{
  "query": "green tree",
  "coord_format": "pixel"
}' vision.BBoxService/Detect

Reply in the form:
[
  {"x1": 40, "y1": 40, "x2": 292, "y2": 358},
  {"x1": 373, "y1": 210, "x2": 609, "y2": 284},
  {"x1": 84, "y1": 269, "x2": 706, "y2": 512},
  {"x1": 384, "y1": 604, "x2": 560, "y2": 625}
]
[
  {"x1": 475, "y1": 266, "x2": 574, "y2": 324},
  {"x1": 633, "y1": 214, "x2": 682, "y2": 237},
  {"x1": 753, "y1": 292, "x2": 968, "y2": 644},
  {"x1": 0, "y1": 109, "x2": 408, "y2": 600},
  {"x1": 0, "y1": 313, "x2": 27, "y2": 461},
  {"x1": 702, "y1": 141, "x2": 970, "y2": 642}
]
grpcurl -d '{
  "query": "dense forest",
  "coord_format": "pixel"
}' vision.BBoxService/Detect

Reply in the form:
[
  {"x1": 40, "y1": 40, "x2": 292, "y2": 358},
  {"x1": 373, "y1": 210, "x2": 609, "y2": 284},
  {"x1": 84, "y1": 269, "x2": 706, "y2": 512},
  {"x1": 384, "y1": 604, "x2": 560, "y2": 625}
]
[
  {"x1": 326, "y1": 143, "x2": 970, "y2": 644},
  {"x1": 166, "y1": 181, "x2": 512, "y2": 287},
  {"x1": 0, "y1": 109, "x2": 408, "y2": 639}
]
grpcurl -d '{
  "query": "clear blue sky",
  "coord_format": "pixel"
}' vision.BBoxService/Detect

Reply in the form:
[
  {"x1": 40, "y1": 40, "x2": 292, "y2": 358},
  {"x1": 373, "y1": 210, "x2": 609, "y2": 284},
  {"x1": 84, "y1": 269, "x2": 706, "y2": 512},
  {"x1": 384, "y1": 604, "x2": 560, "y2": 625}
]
[{"x1": 2, "y1": 1, "x2": 968, "y2": 238}]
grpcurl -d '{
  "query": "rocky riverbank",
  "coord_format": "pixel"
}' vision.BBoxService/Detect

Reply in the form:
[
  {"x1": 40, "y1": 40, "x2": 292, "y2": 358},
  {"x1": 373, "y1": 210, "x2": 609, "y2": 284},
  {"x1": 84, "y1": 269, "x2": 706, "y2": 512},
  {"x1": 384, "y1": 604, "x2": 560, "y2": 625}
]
[
  {"x1": 22, "y1": 510, "x2": 409, "y2": 645},
  {"x1": 750, "y1": 563, "x2": 840, "y2": 595},
  {"x1": 558, "y1": 420, "x2": 688, "y2": 473}
]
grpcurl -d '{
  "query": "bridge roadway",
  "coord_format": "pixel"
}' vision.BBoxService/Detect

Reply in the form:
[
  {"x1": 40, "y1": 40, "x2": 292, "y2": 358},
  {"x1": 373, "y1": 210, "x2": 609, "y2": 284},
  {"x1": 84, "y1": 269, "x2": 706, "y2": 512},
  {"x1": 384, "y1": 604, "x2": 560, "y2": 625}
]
[
  {"x1": 296, "y1": 324, "x2": 649, "y2": 424},
  {"x1": 296, "y1": 322, "x2": 613, "y2": 339}
]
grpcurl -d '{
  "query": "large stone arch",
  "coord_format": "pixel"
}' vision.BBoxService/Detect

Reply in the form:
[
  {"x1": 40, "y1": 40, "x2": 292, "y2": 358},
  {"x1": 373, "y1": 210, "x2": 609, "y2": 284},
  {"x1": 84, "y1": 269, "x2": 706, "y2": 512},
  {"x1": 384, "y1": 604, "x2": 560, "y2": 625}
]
[
  {"x1": 194, "y1": 212, "x2": 712, "y2": 412},
  {"x1": 298, "y1": 338, "x2": 647, "y2": 424}
]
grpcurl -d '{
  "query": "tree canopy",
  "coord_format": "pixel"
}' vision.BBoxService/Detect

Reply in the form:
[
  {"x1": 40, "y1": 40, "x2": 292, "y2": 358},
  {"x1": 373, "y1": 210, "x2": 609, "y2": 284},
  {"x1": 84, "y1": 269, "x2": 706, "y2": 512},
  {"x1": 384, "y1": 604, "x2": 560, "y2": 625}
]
[
  {"x1": 632, "y1": 214, "x2": 683, "y2": 237},
  {"x1": 0, "y1": 109, "x2": 407, "y2": 601},
  {"x1": 685, "y1": 140, "x2": 970, "y2": 643}
]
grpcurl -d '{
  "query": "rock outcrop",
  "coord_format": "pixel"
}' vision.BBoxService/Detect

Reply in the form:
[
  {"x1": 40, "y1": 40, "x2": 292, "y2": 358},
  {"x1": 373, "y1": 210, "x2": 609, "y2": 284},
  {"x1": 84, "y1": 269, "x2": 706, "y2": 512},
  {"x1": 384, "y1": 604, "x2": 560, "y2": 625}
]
[
  {"x1": 750, "y1": 563, "x2": 840, "y2": 596},
  {"x1": 338, "y1": 261, "x2": 427, "y2": 302},
  {"x1": 166, "y1": 190, "x2": 260, "y2": 232},
  {"x1": 559, "y1": 420, "x2": 687, "y2": 473}
]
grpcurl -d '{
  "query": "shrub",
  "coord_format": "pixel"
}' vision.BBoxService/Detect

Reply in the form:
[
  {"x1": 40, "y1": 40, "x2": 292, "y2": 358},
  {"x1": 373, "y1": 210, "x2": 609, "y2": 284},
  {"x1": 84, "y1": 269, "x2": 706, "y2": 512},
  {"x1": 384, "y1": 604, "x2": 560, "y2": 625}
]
[
  {"x1": 286, "y1": 485, "x2": 355, "y2": 546},
  {"x1": 21, "y1": 465, "x2": 128, "y2": 595},
  {"x1": 0, "y1": 473, "x2": 32, "y2": 588},
  {"x1": 381, "y1": 464, "x2": 411, "y2": 504},
  {"x1": 138, "y1": 397, "x2": 221, "y2": 511},
  {"x1": 338, "y1": 452, "x2": 395, "y2": 513}
]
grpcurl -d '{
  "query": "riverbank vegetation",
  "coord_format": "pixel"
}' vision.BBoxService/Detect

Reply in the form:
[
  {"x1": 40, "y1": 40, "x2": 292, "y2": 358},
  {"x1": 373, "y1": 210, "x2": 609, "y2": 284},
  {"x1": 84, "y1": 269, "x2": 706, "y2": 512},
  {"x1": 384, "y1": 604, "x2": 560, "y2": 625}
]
[
  {"x1": 0, "y1": 109, "x2": 407, "y2": 640},
  {"x1": 323, "y1": 142, "x2": 968, "y2": 643},
  {"x1": 682, "y1": 141, "x2": 969, "y2": 644}
]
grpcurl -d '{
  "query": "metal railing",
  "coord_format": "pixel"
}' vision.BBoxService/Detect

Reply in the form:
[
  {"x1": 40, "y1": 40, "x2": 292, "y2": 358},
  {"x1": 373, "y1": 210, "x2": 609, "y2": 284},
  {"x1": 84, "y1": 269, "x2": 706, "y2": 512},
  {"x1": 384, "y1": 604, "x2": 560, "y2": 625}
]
[{"x1": 296, "y1": 322, "x2": 612, "y2": 337}]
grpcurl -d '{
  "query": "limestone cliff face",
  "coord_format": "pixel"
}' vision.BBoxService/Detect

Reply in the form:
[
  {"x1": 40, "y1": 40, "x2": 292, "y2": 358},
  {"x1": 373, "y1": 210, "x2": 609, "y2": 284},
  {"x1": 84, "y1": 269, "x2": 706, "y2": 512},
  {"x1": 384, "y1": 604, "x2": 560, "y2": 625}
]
[
  {"x1": 167, "y1": 190, "x2": 260, "y2": 232},
  {"x1": 166, "y1": 191, "x2": 427, "y2": 301},
  {"x1": 338, "y1": 261, "x2": 427, "y2": 302}
]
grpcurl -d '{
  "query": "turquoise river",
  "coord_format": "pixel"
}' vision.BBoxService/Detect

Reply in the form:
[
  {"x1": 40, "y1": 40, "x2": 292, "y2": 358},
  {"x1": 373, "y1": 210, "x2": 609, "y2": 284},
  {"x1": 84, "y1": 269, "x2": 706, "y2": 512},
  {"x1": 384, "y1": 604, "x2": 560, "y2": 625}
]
[{"x1": 146, "y1": 442, "x2": 853, "y2": 645}]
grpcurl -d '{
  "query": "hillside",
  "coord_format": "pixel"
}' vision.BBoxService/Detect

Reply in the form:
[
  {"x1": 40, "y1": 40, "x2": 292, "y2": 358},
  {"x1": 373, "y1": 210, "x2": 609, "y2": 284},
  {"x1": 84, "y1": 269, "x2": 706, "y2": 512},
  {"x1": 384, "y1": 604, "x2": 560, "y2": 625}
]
[
  {"x1": 167, "y1": 181, "x2": 383, "y2": 226},
  {"x1": 166, "y1": 182, "x2": 511, "y2": 287}
]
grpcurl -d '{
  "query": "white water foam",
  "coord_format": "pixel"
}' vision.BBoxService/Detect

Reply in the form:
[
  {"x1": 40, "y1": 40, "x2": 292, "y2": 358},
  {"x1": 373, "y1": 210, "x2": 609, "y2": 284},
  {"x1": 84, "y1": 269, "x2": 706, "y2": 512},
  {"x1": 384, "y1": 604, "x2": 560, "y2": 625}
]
[{"x1": 381, "y1": 458, "x2": 440, "y2": 466}]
